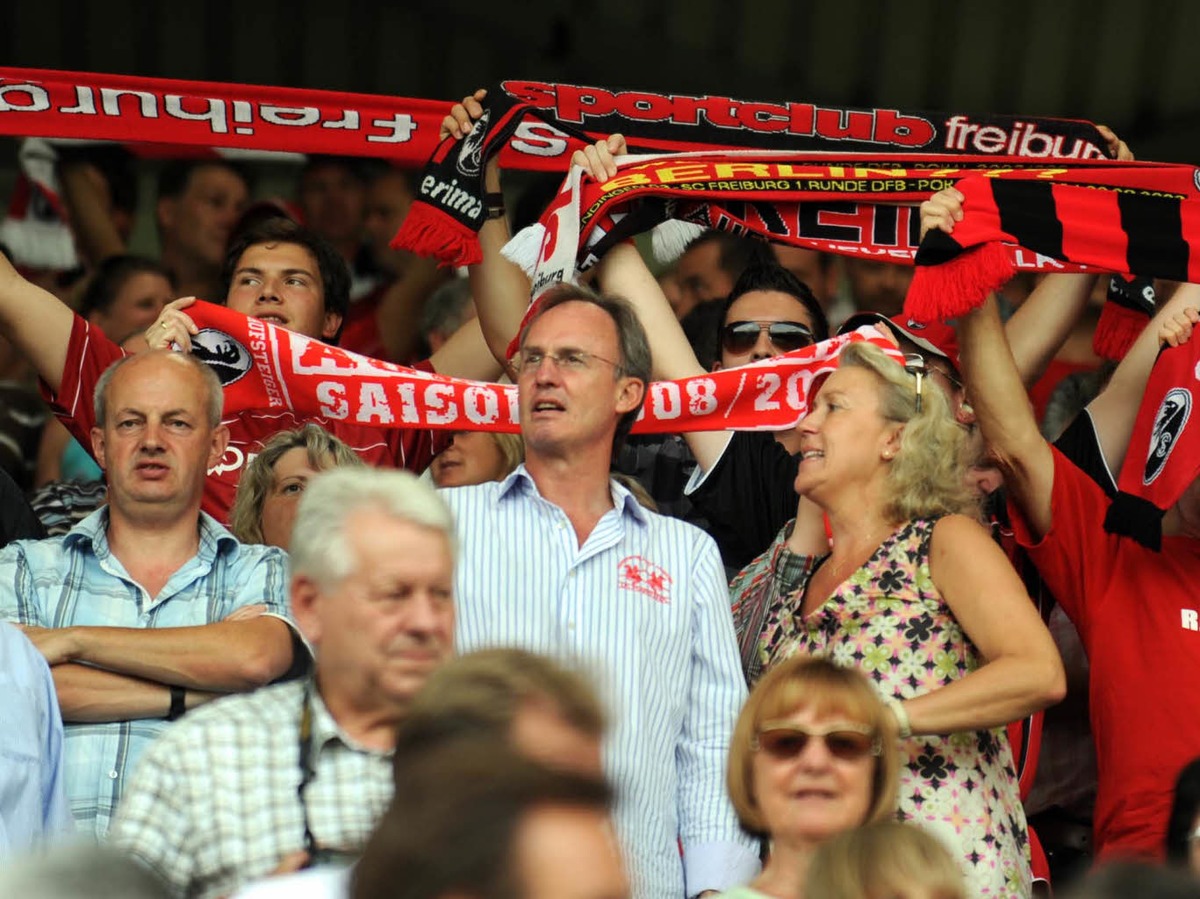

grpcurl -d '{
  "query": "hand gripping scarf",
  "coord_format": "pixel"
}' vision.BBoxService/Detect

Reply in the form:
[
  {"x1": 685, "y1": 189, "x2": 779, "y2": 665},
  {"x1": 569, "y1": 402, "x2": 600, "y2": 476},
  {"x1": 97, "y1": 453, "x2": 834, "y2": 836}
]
[{"x1": 499, "y1": 152, "x2": 1158, "y2": 306}]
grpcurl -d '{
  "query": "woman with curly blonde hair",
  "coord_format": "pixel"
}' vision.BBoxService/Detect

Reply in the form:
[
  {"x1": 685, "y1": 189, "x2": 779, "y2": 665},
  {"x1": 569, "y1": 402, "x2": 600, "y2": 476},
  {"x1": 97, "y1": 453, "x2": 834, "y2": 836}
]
[{"x1": 730, "y1": 341, "x2": 1064, "y2": 899}]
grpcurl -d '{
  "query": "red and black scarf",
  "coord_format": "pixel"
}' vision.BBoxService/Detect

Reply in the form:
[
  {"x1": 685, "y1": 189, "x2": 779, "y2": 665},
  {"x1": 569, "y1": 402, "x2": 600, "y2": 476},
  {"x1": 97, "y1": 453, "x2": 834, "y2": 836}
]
[
  {"x1": 394, "y1": 82, "x2": 1112, "y2": 265},
  {"x1": 905, "y1": 171, "x2": 1200, "y2": 324}
]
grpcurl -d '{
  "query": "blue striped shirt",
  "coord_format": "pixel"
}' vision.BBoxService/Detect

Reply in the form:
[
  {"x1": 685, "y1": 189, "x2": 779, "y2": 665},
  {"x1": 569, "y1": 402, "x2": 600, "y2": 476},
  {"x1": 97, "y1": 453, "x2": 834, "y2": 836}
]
[
  {"x1": 0, "y1": 621, "x2": 72, "y2": 855},
  {"x1": 441, "y1": 467, "x2": 759, "y2": 898},
  {"x1": 0, "y1": 508, "x2": 291, "y2": 840}
]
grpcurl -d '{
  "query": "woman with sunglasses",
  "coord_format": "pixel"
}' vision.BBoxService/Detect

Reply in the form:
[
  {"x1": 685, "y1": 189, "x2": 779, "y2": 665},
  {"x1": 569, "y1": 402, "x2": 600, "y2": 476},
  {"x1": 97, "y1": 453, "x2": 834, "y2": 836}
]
[
  {"x1": 736, "y1": 341, "x2": 1065, "y2": 898},
  {"x1": 720, "y1": 655, "x2": 901, "y2": 899}
]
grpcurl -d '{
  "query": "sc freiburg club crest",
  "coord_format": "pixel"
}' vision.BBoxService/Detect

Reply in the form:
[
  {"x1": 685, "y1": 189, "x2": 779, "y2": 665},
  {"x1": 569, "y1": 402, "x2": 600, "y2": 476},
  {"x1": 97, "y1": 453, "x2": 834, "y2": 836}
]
[
  {"x1": 191, "y1": 329, "x2": 252, "y2": 387},
  {"x1": 1145, "y1": 387, "x2": 1192, "y2": 485}
]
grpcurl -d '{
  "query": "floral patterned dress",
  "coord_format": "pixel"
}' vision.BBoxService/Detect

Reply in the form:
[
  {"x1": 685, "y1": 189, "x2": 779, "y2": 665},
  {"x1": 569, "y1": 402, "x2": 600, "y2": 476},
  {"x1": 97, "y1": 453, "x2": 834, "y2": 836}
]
[{"x1": 760, "y1": 517, "x2": 1031, "y2": 899}]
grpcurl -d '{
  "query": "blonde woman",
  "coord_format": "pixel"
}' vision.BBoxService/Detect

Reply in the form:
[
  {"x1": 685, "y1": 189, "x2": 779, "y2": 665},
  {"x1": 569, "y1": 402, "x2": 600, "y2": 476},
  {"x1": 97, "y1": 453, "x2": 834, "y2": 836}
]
[
  {"x1": 229, "y1": 424, "x2": 364, "y2": 550},
  {"x1": 806, "y1": 820, "x2": 967, "y2": 899},
  {"x1": 744, "y1": 342, "x2": 1065, "y2": 897}
]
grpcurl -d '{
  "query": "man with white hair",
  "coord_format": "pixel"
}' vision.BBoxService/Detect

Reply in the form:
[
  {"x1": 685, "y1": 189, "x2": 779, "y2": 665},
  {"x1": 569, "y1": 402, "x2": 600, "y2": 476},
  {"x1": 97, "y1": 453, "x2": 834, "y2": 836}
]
[{"x1": 111, "y1": 467, "x2": 458, "y2": 899}]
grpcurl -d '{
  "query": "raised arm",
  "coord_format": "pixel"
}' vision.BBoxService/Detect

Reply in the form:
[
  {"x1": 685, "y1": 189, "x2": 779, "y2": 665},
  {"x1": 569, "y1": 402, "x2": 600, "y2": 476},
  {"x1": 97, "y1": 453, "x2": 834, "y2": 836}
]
[
  {"x1": 0, "y1": 249, "x2": 78, "y2": 393},
  {"x1": 1088, "y1": 283, "x2": 1200, "y2": 473},
  {"x1": 57, "y1": 159, "x2": 128, "y2": 267},
  {"x1": 923, "y1": 126, "x2": 1134, "y2": 391},
  {"x1": 375, "y1": 255, "x2": 450, "y2": 363},
  {"x1": 434, "y1": 89, "x2": 534, "y2": 376},
  {"x1": 575, "y1": 138, "x2": 735, "y2": 471},
  {"x1": 920, "y1": 188, "x2": 1094, "y2": 388},
  {"x1": 957, "y1": 296, "x2": 1056, "y2": 538}
]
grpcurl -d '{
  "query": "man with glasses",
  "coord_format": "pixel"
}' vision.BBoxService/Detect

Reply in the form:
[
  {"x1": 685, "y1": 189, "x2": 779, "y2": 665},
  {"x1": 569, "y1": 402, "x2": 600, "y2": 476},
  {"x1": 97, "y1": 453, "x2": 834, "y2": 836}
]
[
  {"x1": 439, "y1": 282, "x2": 757, "y2": 898},
  {"x1": 111, "y1": 467, "x2": 457, "y2": 899}
]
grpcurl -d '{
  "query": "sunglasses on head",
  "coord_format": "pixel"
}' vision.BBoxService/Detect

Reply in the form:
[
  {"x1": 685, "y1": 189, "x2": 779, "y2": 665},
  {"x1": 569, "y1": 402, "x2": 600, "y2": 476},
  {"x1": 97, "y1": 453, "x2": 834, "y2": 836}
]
[
  {"x1": 753, "y1": 720, "x2": 881, "y2": 762},
  {"x1": 721, "y1": 320, "x2": 816, "y2": 355}
]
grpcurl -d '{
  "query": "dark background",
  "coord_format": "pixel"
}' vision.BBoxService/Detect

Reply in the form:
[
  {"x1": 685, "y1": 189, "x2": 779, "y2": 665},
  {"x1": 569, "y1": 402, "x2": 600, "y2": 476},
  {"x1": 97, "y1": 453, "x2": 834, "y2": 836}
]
[{"x1": 1, "y1": 0, "x2": 1197, "y2": 161}]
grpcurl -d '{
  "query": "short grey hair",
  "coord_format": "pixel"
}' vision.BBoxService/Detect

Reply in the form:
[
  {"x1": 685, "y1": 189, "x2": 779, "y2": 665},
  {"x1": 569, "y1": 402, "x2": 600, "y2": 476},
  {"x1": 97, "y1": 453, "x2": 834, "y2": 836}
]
[
  {"x1": 290, "y1": 467, "x2": 457, "y2": 588},
  {"x1": 93, "y1": 351, "x2": 224, "y2": 429}
]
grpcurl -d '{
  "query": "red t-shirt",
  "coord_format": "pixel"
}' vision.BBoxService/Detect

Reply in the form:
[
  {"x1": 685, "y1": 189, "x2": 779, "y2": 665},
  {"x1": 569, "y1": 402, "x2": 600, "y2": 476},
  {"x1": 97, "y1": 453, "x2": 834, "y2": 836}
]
[
  {"x1": 1008, "y1": 446, "x2": 1200, "y2": 860},
  {"x1": 45, "y1": 315, "x2": 444, "y2": 524},
  {"x1": 338, "y1": 284, "x2": 389, "y2": 362}
]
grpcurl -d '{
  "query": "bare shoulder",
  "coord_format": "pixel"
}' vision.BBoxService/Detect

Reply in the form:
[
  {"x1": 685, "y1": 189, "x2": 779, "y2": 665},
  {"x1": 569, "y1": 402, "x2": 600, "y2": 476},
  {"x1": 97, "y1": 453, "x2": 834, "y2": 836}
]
[{"x1": 930, "y1": 513, "x2": 991, "y2": 545}]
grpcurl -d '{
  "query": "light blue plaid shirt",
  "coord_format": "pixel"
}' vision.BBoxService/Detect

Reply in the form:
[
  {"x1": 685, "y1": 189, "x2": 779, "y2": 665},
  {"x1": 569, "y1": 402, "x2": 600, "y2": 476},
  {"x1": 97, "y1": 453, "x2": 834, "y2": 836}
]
[{"x1": 0, "y1": 507, "x2": 291, "y2": 840}]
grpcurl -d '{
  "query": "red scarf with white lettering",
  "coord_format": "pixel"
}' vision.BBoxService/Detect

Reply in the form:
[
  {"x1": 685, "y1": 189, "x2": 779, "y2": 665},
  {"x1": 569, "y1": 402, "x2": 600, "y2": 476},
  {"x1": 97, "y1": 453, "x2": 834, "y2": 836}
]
[
  {"x1": 182, "y1": 301, "x2": 901, "y2": 433},
  {"x1": 508, "y1": 153, "x2": 1186, "y2": 303},
  {"x1": 0, "y1": 68, "x2": 1135, "y2": 284}
]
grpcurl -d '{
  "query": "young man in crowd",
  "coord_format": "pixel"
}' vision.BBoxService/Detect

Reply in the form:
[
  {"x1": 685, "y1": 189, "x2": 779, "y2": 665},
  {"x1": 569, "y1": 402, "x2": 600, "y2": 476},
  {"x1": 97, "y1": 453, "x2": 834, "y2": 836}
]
[{"x1": 0, "y1": 208, "x2": 523, "y2": 521}]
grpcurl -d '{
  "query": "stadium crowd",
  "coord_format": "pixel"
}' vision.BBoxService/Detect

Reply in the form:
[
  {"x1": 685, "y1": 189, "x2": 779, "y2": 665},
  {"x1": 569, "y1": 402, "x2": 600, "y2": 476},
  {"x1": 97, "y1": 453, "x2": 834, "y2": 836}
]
[{"x1": 0, "y1": 82, "x2": 1197, "y2": 899}]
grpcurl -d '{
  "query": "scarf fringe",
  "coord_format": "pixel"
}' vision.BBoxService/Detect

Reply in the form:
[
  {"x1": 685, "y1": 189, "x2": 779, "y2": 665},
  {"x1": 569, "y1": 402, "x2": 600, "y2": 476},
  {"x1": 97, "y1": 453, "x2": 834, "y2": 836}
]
[
  {"x1": 500, "y1": 224, "x2": 545, "y2": 278},
  {"x1": 904, "y1": 241, "x2": 1015, "y2": 324},
  {"x1": 1103, "y1": 490, "x2": 1164, "y2": 550},
  {"x1": 1093, "y1": 298, "x2": 1149, "y2": 362},
  {"x1": 391, "y1": 203, "x2": 482, "y2": 268},
  {"x1": 651, "y1": 220, "x2": 706, "y2": 266}
]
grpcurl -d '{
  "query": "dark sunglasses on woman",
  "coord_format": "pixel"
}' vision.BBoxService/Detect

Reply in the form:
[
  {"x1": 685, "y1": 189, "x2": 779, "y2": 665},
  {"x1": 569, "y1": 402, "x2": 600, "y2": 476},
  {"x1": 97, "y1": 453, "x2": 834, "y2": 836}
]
[{"x1": 753, "y1": 721, "x2": 882, "y2": 761}]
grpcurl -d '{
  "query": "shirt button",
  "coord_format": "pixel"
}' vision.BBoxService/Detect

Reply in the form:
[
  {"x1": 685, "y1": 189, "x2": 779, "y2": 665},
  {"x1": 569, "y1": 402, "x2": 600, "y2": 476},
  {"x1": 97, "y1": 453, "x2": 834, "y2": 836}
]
[
  {"x1": 108, "y1": 770, "x2": 119, "y2": 780},
  {"x1": 568, "y1": 620, "x2": 576, "y2": 630}
]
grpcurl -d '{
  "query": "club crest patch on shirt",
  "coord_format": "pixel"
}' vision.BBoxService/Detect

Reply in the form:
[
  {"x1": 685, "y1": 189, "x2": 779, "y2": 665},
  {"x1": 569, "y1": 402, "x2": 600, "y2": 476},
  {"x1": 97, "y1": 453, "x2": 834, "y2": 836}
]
[{"x1": 618, "y1": 555, "x2": 672, "y2": 605}]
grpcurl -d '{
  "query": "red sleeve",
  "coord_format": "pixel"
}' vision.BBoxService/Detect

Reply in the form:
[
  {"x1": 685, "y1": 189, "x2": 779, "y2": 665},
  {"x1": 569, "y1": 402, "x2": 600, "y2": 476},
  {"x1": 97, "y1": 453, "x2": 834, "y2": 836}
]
[
  {"x1": 1005, "y1": 446, "x2": 1118, "y2": 643},
  {"x1": 38, "y1": 315, "x2": 126, "y2": 452}
]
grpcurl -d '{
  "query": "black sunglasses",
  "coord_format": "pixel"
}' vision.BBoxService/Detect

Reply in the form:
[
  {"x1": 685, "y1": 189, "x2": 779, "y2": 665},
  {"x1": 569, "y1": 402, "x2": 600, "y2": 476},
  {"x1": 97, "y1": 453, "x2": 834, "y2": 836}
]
[{"x1": 721, "y1": 320, "x2": 816, "y2": 355}]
